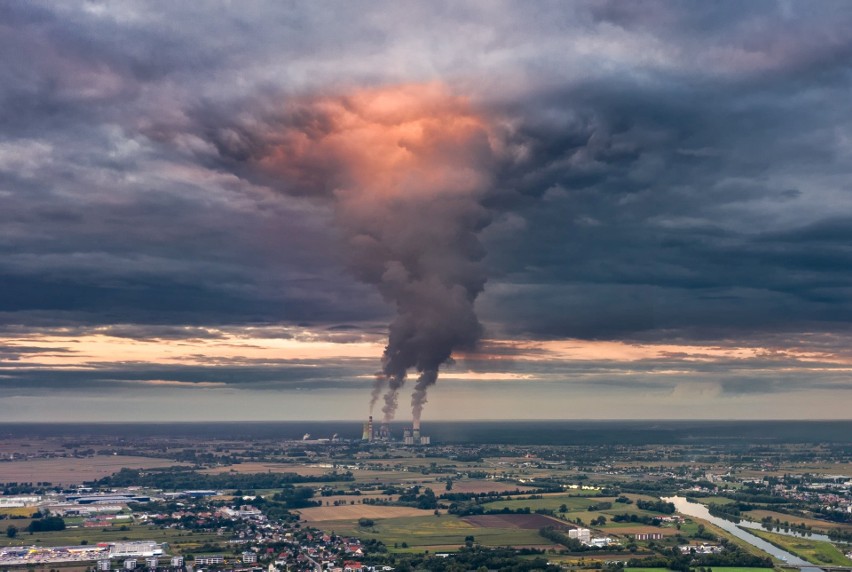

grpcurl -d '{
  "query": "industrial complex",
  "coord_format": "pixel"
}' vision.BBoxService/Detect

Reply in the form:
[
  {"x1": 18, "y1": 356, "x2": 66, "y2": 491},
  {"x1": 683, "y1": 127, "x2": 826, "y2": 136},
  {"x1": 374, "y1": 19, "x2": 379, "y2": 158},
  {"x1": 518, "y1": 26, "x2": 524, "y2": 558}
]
[{"x1": 360, "y1": 416, "x2": 430, "y2": 445}]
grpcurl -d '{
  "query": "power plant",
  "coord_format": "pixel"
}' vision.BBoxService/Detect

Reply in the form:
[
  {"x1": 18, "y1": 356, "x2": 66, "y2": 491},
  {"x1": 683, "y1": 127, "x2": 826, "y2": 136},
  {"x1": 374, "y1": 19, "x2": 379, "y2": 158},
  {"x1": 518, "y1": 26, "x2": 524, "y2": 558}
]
[
  {"x1": 402, "y1": 427, "x2": 430, "y2": 445},
  {"x1": 361, "y1": 415, "x2": 430, "y2": 445},
  {"x1": 361, "y1": 416, "x2": 374, "y2": 441}
]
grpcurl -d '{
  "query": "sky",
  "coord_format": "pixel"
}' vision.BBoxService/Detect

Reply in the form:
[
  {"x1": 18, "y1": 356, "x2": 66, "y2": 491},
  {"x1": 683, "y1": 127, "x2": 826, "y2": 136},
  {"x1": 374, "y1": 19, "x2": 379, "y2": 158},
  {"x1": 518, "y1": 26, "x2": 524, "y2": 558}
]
[{"x1": 2, "y1": 1, "x2": 852, "y2": 422}]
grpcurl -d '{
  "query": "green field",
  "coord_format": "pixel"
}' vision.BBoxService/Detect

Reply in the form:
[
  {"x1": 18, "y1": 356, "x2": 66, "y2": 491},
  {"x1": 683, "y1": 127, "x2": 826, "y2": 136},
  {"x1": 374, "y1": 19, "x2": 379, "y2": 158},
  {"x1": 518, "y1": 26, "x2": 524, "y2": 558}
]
[
  {"x1": 748, "y1": 529, "x2": 852, "y2": 566},
  {"x1": 320, "y1": 514, "x2": 547, "y2": 552},
  {"x1": 481, "y1": 493, "x2": 660, "y2": 514},
  {"x1": 482, "y1": 494, "x2": 612, "y2": 513}
]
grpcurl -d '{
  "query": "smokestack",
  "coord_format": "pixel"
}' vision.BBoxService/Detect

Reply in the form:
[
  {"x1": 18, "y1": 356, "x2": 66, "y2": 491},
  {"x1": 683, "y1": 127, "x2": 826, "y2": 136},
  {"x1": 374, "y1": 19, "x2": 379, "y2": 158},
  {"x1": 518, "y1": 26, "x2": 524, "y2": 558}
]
[
  {"x1": 196, "y1": 85, "x2": 495, "y2": 426},
  {"x1": 368, "y1": 416, "x2": 373, "y2": 442}
]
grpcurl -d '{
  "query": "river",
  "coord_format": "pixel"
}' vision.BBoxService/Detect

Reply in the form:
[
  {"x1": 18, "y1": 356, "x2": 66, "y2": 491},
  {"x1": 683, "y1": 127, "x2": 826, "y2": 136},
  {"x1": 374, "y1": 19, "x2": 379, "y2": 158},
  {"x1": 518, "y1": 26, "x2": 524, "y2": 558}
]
[{"x1": 663, "y1": 496, "x2": 824, "y2": 572}]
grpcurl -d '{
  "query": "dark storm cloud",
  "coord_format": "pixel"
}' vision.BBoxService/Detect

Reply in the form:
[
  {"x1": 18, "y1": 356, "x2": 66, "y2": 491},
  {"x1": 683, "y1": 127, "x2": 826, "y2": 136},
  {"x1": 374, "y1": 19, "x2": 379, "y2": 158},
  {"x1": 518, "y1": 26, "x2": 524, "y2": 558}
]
[
  {"x1": 479, "y1": 66, "x2": 852, "y2": 339},
  {"x1": 0, "y1": 358, "x2": 375, "y2": 393},
  {"x1": 0, "y1": 345, "x2": 74, "y2": 361},
  {"x1": 2, "y1": 0, "x2": 852, "y2": 347}
]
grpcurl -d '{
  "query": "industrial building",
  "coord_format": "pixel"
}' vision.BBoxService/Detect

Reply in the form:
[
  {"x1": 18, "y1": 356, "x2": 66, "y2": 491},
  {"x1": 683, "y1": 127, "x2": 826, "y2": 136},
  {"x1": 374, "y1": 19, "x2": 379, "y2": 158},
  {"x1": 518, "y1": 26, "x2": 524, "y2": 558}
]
[
  {"x1": 109, "y1": 541, "x2": 163, "y2": 558},
  {"x1": 568, "y1": 528, "x2": 591, "y2": 543},
  {"x1": 402, "y1": 427, "x2": 430, "y2": 445},
  {"x1": 362, "y1": 416, "x2": 430, "y2": 445},
  {"x1": 66, "y1": 494, "x2": 151, "y2": 505},
  {"x1": 361, "y1": 416, "x2": 374, "y2": 441}
]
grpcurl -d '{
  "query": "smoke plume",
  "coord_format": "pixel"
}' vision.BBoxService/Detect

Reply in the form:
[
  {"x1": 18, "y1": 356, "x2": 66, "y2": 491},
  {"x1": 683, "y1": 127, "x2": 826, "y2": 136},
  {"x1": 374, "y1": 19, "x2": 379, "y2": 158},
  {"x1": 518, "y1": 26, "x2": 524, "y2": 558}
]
[{"x1": 202, "y1": 83, "x2": 500, "y2": 424}]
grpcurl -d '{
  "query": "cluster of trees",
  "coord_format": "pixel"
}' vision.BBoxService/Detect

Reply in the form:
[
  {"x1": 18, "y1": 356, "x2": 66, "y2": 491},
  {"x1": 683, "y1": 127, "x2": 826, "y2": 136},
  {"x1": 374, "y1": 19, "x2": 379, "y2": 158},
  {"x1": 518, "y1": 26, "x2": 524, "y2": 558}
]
[
  {"x1": 692, "y1": 524, "x2": 717, "y2": 541},
  {"x1": 710, "y1": 491, "x2": 788, "y2": 505},
  {"x1": 26, "y1": 516, "x2": 66, "y2": 533},
  {"x1": 320, "y1": 488, "x2": 361, "y2": 497},
  {"x1": 627, "y1": 543, "x2": 772, "y2": 572},
  {"x1": 362, "y1": 497, "x2": 394, "y2": 506},
  {"x1": 816, "y1": 506, "x2": 852, "y2": 524},
  {"x1": 611, "y1": 513, "x2": 662, "y2": 526},
  {"x1": 99, "y1": 468, "x2": 352, "y2": 490},
  {"x1": 587, "y1": 502, "x2": 612, "y2": 511},
  {"x1": 2, "y1": 483, "x2": 59, "y2": 495},
  {"x1": 271, "y1": 486, "x2": 320, "y2": 509},
  {"x1": 439, "y1": 490, "x2": 526, "y2": 502},
  {"x1": 448, "y1": 504, "x2": 544, "y2": 517},
  {"x1": 523, "y1": 483, "x2": 565, "y2": 493},
  {"x1": 707, "y1": 501, "x2": 753, "y2": 522},
  {"x1": 828, "y1": 528, "x2": 852, "y2": 541},
  {"x1": 635, "y1": 499, "x2": 676, "y2": 514},
  {"x1": 617, "y1": 479, "x2": 682, "y2": 495},
  {"x1": 360, "y1": 538, "x2": 387, "y2": 554},
  {"x1": 366, "y1": 546, "x2": 561, "y2": 572},
  {"x1": 397, "y1": 486, "x2": 438, "y2": 510}
]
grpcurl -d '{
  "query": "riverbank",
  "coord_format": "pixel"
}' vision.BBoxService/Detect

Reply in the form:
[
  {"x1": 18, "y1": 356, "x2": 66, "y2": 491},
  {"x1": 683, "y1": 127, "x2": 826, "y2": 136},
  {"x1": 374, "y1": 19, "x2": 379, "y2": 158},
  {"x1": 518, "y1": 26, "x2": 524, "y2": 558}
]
[
  {"x1": 664, "y1": 496, "x2": 815, "y2": 568},
  {"x1": 746, "y1": 529, "x2": 852, "y2": 567}
]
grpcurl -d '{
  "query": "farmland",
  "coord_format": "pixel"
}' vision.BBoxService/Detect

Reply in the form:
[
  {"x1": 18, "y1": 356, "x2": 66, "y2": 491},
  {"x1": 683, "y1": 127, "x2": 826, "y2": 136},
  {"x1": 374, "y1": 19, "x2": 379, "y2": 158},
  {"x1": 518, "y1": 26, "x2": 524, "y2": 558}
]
[
  {"x1": 297, "y1": 504, "x2": 432, "y2": 522},
  {"x1": 0, "y1": 456, "x2": 189, "y2": 485},
  {"x1": 319, "y1": 514, "x2": 554, "y2": 552},
  {"x1": 0, "y1": 420, "x2": 850, "y2": 570},
  {"x1": 461, "y1": 513, "x2": 570, "y2": 530}
]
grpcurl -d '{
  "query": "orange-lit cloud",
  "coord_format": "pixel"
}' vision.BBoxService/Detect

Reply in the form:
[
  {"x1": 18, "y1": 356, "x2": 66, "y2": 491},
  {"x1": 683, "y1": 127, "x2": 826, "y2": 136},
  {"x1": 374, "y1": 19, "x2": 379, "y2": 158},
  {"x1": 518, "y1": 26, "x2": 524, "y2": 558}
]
[
  {"x1": 229, "y1": 84, "x2": 505, "y2": 422},
  {"x1": 258, "y1": 83, "x2": 494, "y2": 201}
]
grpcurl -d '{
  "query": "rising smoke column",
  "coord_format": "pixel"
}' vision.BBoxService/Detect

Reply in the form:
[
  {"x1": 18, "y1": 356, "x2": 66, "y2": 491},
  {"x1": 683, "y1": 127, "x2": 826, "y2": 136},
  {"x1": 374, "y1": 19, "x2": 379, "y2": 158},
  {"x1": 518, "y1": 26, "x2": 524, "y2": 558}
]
[{"x1": 208, "y1": 84, "x2": 499, "y2": 424}]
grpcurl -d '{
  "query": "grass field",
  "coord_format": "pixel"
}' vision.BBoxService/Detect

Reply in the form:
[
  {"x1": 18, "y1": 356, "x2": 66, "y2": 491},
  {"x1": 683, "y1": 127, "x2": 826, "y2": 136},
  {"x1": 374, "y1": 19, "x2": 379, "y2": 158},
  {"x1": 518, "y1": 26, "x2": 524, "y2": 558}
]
[
  {"x1": 482, "y1": 493, "x2": 663, "y2": 514},
  {"x1": 481, "y1": 494, "x2": 616, "y2": 513},
  {"x1": 748, "y1": 529, "x2": 852, "y2": 566},
  {"x1": 0, "y1": 456, "x2": 189, "y2": 485},
  {"x1": 317, "y1": 514, "x2": 555, "y2": 552},
  {"x1": 461, "y1": 514, "x2": 568, "y2": 530},
  {"x1": 480, "y1": 493, "x2": 679, "y2": 536}
]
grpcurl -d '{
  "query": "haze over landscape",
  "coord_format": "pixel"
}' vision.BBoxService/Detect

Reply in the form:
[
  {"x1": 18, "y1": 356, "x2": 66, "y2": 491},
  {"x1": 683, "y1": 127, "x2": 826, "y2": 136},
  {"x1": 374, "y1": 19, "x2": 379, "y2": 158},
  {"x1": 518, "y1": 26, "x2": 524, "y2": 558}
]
[{"x1": 3, "y1": 1, "x2": 852, "y2": 421}]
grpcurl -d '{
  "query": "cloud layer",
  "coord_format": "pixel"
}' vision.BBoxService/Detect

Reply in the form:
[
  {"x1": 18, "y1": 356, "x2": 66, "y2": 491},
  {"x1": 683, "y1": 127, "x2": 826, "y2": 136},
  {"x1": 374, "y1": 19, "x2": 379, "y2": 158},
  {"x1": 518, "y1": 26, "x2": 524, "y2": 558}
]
[{"x1": 2, "y1": 1, "x2": 852, "y2": 419}]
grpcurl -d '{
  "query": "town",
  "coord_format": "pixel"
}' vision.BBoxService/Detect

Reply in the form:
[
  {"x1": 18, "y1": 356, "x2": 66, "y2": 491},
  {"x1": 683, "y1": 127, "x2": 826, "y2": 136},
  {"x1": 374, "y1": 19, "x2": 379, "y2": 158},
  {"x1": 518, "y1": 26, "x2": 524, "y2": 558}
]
[{"x1": 1, "y1": 422, "x2": 851, "y2": 572}]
